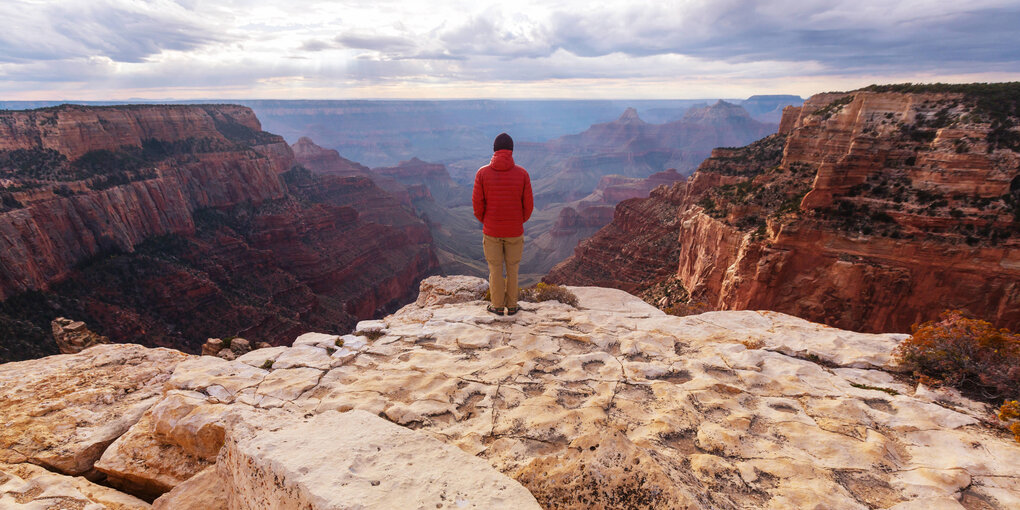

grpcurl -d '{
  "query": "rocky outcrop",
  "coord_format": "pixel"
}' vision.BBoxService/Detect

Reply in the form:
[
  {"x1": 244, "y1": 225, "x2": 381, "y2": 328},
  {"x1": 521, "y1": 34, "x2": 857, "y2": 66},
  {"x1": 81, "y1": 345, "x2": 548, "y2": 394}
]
[
  {"x1": 0, "y1": 106, "x2": 439, "y2": 362},
  {"x1": 4, "y1": 276, "x2": 1016, "y2": 508},
  {"x1": 1, "y1": 462, "x2": 150, "y2": 509},
  {"x1": 549, "y1": 85, "x2": 1020, "y2": 332},
  {"x1": 0, "y1": 344, "x2": 187, "y2": 475},
  {"x1": 217, "y1": 410, "x2": 540, "y2": 509},
  {"x1": 51, "y1": 317, "x2": 109, "y2": 354},
  {"x1": 291, "y1": 136, "x2": 371, "y2": 178}
]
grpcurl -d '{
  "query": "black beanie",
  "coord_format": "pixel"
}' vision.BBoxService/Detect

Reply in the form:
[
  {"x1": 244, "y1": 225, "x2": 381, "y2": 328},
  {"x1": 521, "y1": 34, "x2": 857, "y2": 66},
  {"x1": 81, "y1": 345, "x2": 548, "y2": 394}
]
[{"x1": 493, "y1": 132, "x2": 513, "y2": 152}]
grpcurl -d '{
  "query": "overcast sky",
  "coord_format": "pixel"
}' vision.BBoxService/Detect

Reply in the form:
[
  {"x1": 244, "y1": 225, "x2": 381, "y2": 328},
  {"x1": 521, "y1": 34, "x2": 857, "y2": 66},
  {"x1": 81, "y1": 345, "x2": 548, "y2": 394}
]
[{"x1": 2, "y1": 0, "x2": 1019, "y2": 100}]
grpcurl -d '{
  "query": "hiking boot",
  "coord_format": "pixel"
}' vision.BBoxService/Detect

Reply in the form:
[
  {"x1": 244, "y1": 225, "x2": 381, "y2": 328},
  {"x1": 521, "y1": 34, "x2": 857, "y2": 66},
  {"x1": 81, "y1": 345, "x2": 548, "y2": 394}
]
[
  {"x1": 486, "y1": 305, "x2": 505, "y2": 316},
  {"x1": 506, "y1": 306, "x2": 520, "y2": 315}
]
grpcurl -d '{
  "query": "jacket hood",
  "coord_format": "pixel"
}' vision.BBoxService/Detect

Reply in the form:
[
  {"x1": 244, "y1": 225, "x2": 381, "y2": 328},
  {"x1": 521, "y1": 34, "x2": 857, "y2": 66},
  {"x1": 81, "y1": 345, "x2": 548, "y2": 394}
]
[{"x1": 491, "y1": 149, "x2": 515, "y2": 171}]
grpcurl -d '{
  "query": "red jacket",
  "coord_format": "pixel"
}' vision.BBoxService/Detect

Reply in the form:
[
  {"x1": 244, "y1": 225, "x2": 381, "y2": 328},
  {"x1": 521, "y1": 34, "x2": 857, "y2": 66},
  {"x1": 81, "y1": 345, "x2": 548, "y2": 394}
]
[{"x1": 472, "y1": 150, "x2": 534, "y2": 237}]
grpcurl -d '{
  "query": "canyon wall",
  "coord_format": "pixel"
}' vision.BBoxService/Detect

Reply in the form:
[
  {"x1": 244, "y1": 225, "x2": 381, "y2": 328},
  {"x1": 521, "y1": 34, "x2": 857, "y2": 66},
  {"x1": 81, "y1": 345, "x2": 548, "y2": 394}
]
[
  {"x1": 0, "y1": 105, "x2": 437, "y2": 361},
  {"x1": 549, "y1": 86, "x2": 1020, "y2": 332}
]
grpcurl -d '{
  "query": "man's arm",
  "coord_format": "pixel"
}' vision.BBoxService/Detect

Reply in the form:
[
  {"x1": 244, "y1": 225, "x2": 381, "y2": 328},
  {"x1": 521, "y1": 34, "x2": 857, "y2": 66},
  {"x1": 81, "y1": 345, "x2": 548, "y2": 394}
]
[
  {"x1": 472, "y1": 170, "x2": 485, "y2": 223},
  {"x1": 522, "y1": 171, "x2": 534, "y2": 222}
]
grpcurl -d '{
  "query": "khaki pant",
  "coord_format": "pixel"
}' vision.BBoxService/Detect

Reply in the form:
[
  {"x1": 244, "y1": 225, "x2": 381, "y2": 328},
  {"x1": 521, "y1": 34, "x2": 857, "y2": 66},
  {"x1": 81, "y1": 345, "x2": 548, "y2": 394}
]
[{"x1": 482, "y1": 234, "x2": 524, "y2": 309}]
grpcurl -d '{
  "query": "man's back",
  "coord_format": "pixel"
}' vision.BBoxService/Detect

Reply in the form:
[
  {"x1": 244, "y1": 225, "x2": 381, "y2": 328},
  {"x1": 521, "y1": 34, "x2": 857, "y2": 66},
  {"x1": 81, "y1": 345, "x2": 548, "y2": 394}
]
[{"x1": 472, "y1": 149, "x2": 533, "y2": 238}]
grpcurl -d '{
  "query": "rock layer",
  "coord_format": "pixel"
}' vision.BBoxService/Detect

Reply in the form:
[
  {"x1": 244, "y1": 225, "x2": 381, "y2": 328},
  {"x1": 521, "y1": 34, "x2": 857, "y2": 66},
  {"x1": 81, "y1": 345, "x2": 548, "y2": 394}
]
[
  {"x1": 549, "y1": 87, "x2": 1020, "y2": 332},
  {"x1": 0, "y1": 106, "x2": 438, "y2": 362}
]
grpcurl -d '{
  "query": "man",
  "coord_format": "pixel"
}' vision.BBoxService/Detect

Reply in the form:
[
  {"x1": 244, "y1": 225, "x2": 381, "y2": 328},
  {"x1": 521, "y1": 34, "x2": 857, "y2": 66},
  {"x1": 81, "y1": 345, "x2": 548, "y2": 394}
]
[{"x1": 472, "y1": 132, "x2": 534, "y2": 315}]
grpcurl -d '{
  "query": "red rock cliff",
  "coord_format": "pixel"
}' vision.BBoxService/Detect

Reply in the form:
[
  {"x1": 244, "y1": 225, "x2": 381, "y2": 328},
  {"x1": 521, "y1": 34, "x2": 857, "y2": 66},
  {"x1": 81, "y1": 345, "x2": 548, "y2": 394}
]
[
  {"x1": 0, "y1": 105, "x2": 290, "y2": 300},
  {"x1": 549, "y1": 85, "x2": 1020, "y2": 332},
  {"x1": 0, "y1": 105, "x2": 438, "y2": 362}
]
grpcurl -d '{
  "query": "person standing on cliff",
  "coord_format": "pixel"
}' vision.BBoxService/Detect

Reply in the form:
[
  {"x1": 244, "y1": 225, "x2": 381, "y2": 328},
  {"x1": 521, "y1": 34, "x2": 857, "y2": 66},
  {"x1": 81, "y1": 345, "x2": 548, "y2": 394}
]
[{"x1": 473, "y1": 132, "x2": 534, "y2": 316}]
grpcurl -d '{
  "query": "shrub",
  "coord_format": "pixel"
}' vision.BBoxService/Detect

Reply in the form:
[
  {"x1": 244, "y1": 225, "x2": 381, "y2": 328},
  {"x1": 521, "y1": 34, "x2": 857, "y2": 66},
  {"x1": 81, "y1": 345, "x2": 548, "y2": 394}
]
[
  {"x1": 998, "y1": 400, "x2": 1020, "y2": 443},
  {"x1": 520, "y1": 282, "x2": 579, "y2": 307},
  {"x1": 664, "y1": 300, "x2": 714, "y2": 317},
  {"x1": 355, "y1": 330, "x2": 385, "y2": 341},
  {"x1": 260, "y1": 359, "x2": 274, "y2": 370},
  {"x1": 894, "y1": 310, "x2": 1020, "y2": 400}
]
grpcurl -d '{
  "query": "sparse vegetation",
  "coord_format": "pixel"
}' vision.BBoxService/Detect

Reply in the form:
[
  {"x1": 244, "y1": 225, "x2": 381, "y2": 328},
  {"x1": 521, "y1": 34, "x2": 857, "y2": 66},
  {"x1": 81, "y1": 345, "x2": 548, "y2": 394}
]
[
  {"x1": 849, "y1": 382, "x2": 900, "y2": 396},
  {"x1": 520, "y1": 282, "x2": 579, "y2": 307},
  {"x1": 664, "y1": 300, "x2": 713, "y2": 317},
  {"x1": 894, "y1": 310, "x2": 1020, "y2": 402},
  {"x1": 260, "y1": 359, "x2": 274, "y2": 370},
  {"x1": 998, "y1": 400, "x2": 1020, "y2": 443},
  {"x1": 862, "y1": 82, "x2": 1020, "y2": 150},
  {"x1": 740, "y1": 338, "x2": 764, "y2": 350},
  {"x1": 335, "y1": 338, "x2": 345, "y2": 348},
  {"x1": 356, "y1": 330, "x2": 385, "y2": 341},
  {"x1": 812, "y1": 95, "x2": 854, "y2": 120}
]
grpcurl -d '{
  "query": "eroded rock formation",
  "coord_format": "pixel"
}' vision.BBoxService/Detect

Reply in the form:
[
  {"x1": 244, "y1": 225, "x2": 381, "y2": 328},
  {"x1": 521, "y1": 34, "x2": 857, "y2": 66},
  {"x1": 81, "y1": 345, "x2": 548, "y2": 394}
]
[
  {"x1": 52, "y1": 317, "x2": 109, "y2": 354},
  {"x1": 0, "y1": 105, "x2": 438, "y2": 362},
  {"x1": 549, "y1": 85, "x2": 1020, "y2": 332},
  {"x1": 2, "y1": 276, "x2": 1017, "y2": 508}
]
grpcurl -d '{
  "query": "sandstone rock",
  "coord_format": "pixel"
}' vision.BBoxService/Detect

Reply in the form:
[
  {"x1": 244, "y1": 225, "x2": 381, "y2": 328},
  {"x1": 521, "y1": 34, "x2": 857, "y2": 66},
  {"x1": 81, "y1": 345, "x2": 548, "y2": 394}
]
[
  {"x1": 0, "y1": 462, "x2": 150, "y2": 510},
  {"x1": 217, "y1": 348, "x2": 237, "y2": 361},
  {"x1": 415, "y1": 275, "x2": 488, "y2": 307},
  {"x1": 254, "y1": 341, "x2": 272, "y2": 350},
  {"x1": 0, "y1": 344, "x2": 188, "y2": 475},
  {"x1": 217, "y1": 410, "x2": 540, "y2": 510},
  {"x1": 151, "y1": 466, "x2": 227, "y2": 510},
  {"x1": 515, "y1": 430, "x2": 699, "y2": 509},
  {"x1": 228, "y1": 338, "x2": 250, "y2": 354},
  {"x1": 94, "y1": 409, "x2": 212, "y2": 499},
  {"x1": 202, "y1": 338, "x2": 224, "y2": 356},
  {"x1": 5, "y1": 278, "x2": 1019, "y2": 508},
  {"x1": 51, "y1": 317, "x2": 109, "y2": 354}
]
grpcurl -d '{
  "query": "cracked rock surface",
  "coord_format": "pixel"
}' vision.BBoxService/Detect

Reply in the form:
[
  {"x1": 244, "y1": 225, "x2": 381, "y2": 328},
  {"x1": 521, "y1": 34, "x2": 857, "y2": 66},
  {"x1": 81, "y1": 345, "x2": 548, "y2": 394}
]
[{"x1": 2, "y1": 276, "x2": 1019, "y2": 509}]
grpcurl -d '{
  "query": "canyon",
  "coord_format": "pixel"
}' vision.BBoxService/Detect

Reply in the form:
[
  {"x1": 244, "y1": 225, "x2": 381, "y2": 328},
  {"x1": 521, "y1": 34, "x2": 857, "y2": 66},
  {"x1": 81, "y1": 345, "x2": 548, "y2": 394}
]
[
  {"x1": 279, "y1": 100, "x2": 785, "y2": 280},
  {"x1": 0, "y1": 105, "x2": 438, "y2": 362},
  {"x1": 2, "y1": 276, "x2": 1017, "y2": 508},
  {"x1": 548, "y1": 85, "x2": 1020, "y2": 333}
]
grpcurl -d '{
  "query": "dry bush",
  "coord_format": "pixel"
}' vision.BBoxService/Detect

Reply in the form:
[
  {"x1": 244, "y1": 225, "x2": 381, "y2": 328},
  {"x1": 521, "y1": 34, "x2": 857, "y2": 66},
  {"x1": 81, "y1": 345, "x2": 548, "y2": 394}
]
[
  {"x1": 664, "y1": 300, "x2": 714, "y2": 317},
  {"x1": 740, "y1": 338, "x2": 765, "y2": 350},
  {"x1": 894, "y1": 310, "x2": 1020, "y2": 400},
  {"x1": 519, "y1": 283, "x2": 579, "y2": 307}
]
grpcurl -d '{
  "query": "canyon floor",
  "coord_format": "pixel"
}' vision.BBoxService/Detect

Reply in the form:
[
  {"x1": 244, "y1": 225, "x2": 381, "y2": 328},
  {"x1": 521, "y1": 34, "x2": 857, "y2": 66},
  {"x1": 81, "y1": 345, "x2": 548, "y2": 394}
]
[{"x1": 2, "y1": 276, "x2": 1019, "y2": 509}]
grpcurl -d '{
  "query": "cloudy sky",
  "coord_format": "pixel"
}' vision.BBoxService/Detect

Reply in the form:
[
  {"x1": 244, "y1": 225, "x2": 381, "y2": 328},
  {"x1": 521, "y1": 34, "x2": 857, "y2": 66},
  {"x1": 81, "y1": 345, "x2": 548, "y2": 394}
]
[{"x1": 2, "y1": 0, "x2": 1019, "y2": 100}]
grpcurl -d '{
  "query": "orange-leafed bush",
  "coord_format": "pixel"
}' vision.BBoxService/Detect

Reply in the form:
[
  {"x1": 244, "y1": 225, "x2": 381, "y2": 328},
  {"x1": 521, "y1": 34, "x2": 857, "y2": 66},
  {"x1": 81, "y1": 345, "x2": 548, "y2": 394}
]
[
  {"x1": 999, "y1": 400, "x2": 1020, "y2": 443},
  {"x1": 894, "y1": 310, "x2": 1020, "y2": 399}
]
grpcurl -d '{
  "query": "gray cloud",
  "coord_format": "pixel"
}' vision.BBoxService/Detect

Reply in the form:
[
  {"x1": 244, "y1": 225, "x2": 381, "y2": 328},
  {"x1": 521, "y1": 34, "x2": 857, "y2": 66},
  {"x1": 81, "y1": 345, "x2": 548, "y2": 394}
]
[
  {"x1": 0, "y1": 0, "x2": 224, "y2": 63},
  {"x1": 539, "y1": 1, "x2": 1020, "y2": 72},
  {"x1": 2, "y1": 0, "x2": 1018, "y2": 98}
]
